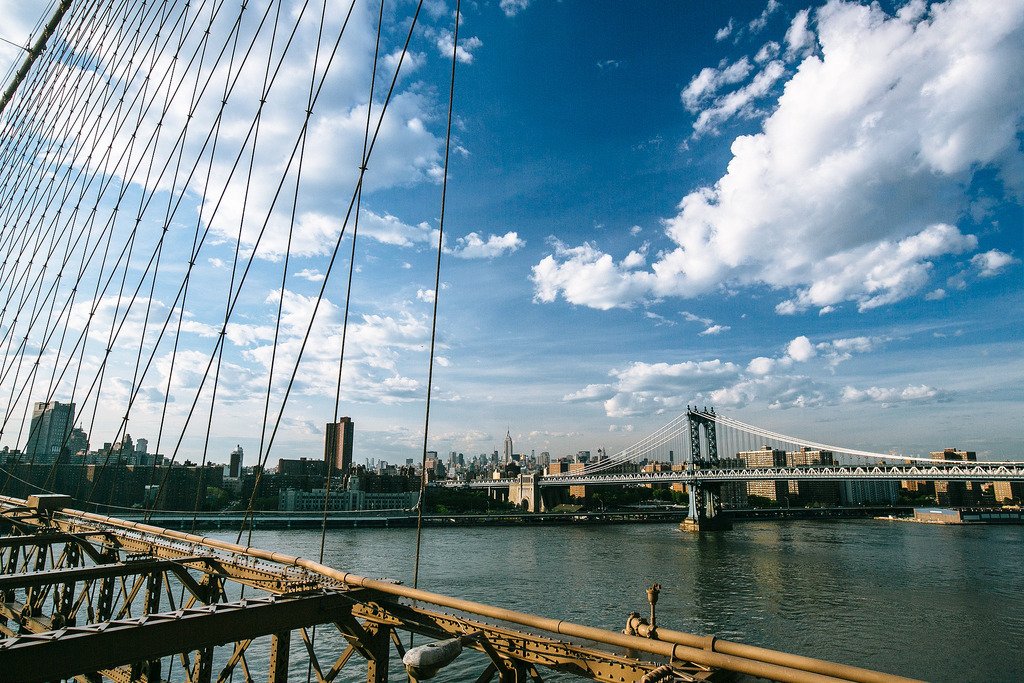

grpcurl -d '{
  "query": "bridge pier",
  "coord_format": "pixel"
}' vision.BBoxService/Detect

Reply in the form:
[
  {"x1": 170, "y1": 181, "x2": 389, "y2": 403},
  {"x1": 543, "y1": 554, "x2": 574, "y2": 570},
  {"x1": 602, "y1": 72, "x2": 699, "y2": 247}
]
[
  {"x1": 680, "y1": 408, "x2": 731, "y2": 533},
  {"x1": 680, "y1": 481, "x2": 731, "y2": 532},
  {"x1": 509, "y1": 474, "x2": 544, "y2": 512}
]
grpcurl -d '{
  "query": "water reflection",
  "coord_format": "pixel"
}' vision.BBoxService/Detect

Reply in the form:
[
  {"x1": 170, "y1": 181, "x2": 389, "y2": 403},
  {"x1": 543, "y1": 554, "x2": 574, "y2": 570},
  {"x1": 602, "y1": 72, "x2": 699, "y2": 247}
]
[{"x1": 210, "y1": 520, "x2": 1022, "y2": 682}]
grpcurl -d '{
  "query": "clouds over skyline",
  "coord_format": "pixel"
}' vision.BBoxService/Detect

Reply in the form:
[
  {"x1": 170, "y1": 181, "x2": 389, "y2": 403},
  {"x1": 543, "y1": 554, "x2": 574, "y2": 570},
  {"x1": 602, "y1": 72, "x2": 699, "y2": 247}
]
[
  {"x1": 532, "y1": 0, "x2": 1022, "y2": 315},
  {"x1": 565, "y1": 332, "x2": 945, "y2": 419}
]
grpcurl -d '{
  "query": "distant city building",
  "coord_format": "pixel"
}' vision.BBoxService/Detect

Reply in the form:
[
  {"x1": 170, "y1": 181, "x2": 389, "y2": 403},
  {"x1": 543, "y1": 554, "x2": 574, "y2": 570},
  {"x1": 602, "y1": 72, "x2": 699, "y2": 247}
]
[
  {"x1": 738, "y1": 446, "x2": 788, "y2": 502},
  {"x1": 229, "y1": 444, "x2": 244, "y2": 478},
  {"x1": 787, "y1": 448, "x2": 840, "y2": 505},
  {"x1": 931, "y1": 448, "x2": 979, "y2": 506},
  {"x1": 839, "y1": 479, "x2": 899, "y2": 505},
  {"x1": 277, "y1": 457, "x2": 324, "y2": 478},
  {"x1": 992, "y1": 481, "x2": 1024, "y2": 504},
  {"x1": 504, "y1": 430, "x2": 513, "y2": 463},
  {"x1": 717, "y1": 457, "x2": 748, "y2": 508},
  {"x1": 66, "y1": 427, "x2": 89, "y2": 458},
  {"x1": 136, "y1": 437, "x2": 148, "y2": 455},
  {"x1": 324, "y1": 417, "x2": 354, "y2": 475},
  {"x1": 25, "y1": 401, "x2": 75, "y2": 464}
]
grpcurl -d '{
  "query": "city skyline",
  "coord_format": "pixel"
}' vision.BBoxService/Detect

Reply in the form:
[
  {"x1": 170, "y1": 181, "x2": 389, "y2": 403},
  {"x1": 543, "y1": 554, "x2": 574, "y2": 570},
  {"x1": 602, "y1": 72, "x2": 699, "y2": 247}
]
[{"x1": 0, "y1": 0, "x2": 1019, "y2": 467}]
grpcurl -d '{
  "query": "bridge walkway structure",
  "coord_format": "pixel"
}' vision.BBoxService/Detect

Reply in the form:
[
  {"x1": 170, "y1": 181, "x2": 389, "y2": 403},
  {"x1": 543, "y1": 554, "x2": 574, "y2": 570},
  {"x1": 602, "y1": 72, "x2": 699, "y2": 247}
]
[{"x1": 0, "y1": 493, "x2": 924, "y2": 683}]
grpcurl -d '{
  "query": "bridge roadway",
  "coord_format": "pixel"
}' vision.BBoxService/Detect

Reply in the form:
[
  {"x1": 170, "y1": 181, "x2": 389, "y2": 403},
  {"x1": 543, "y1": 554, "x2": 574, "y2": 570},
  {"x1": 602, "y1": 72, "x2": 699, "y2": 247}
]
[{"x1": 450, "y1": 462, "x2": 1024, "y2": 489}]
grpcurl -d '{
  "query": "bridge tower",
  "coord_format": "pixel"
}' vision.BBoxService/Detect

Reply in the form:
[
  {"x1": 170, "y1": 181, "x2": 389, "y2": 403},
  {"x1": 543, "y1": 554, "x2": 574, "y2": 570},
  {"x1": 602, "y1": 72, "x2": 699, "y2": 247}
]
[{"x1": 680, "y1": 407, "x2": 731, "y2": 532}]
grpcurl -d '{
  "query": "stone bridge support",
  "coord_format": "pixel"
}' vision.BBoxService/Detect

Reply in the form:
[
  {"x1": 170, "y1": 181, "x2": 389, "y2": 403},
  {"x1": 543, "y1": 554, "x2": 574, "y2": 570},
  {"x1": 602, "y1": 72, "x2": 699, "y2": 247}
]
[{"x1": 509, "y1": 474, "x2": 545, "y2": 512}]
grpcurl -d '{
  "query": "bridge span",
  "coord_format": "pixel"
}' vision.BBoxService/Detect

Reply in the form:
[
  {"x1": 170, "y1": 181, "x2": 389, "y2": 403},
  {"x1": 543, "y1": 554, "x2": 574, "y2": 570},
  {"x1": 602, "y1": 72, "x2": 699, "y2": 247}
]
[
  {"x1": 446, "y1": 409, "x2": 1024, "y2": 531},
  {"x1": 457, "y1": 462, "x2": 1024, "y2": 489}
]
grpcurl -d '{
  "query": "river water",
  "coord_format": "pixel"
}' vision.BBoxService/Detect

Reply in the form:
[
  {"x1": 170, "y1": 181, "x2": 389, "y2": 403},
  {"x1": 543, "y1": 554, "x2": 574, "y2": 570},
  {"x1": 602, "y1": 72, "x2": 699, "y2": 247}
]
[{"x1": 213, "y1": 520, "x2": 1023, "y2": 682}]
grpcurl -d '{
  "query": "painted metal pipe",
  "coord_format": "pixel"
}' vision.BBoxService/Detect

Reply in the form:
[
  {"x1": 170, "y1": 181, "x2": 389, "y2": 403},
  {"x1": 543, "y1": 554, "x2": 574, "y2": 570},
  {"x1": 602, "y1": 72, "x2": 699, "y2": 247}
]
[{"x1": 625, "y1": 616, "x2": 920, "y2": 683}]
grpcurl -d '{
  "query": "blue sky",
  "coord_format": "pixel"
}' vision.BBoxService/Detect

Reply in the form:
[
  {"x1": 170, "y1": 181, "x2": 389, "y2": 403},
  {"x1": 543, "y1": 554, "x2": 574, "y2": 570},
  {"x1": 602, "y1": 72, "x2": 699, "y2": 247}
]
[{"x1": 0, "y1": 0, "x2": 1020, "y2": 467}]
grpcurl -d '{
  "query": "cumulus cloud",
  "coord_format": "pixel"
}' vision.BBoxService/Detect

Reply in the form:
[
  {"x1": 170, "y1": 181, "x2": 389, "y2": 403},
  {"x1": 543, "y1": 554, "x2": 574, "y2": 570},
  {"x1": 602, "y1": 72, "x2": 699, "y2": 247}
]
[
  {"x1": 416, "y1": 288, "x2": 435, "y2": 303},
  {"x1": 435, "y1": 31, "x2": 482, "y2": 64},
  {"x1": 786, "y1": 335, "x2": 816, "y2": 362},
  {"x1": 446, "y1": 231, "x2": 524, "y2": 259},
  {"x1": 971, "y1": 249, "x2": 1017, "y2": 277},
  {"x1": 533, "y1": 0, "x2": 1024, "y2": 315},
  {"x1": 531, "y1": 241, "x2": 652, "y2": 310},
  {"x1": 700, "y1": 324, "x2": 730, "y2": 336},
  {"x1": 841, "y1": 384, "x2": 946, "y2": 404},
  {"x1": 563, "y1": 360, "x2": 741, "y2": 418},
  {"x1": 565, "y1": 331, "x2": 907, "y2": 417},
  {"x1": 295, "y1": 268, "x2": 325, "y2": 282}
]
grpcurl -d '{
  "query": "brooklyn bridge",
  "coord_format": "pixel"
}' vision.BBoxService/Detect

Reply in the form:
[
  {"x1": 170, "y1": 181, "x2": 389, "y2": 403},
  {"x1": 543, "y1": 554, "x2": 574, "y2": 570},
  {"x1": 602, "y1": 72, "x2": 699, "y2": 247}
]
[{"x1": 0, "y1": 0, "x2": 1019, "y2": 681}]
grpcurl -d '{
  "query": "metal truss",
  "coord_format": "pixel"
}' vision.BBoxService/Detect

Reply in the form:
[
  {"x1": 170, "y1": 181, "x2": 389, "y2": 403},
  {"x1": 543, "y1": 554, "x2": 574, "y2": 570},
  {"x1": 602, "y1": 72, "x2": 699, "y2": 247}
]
[
  {"x1": 460, "y1": 462, "x2": 1024, "y2": 489},
  {"x1": 0, "y1": 494, "x2": 923, "y2": 683}
]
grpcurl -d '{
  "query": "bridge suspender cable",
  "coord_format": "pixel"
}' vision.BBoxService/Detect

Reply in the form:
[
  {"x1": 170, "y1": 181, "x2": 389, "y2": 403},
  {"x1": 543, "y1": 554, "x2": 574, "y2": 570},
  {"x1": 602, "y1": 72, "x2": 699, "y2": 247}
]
[{"x1": 413, "y1": 0, "x2": 463, "y2": 596}]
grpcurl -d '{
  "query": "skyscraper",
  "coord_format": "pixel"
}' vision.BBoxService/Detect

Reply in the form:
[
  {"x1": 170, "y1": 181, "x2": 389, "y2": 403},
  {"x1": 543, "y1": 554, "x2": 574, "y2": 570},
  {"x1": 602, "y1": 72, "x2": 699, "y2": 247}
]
[
  {"x1": 325, "y1": 417, "x2": 354, "y2": 475},
  {"x1": 229, "y1": 444, "x2": 244, "y2": 478},
  {"x1": 504, "y1": 430, "x2": 513, "y2": 463},
  {"x1": 24, "y1": 401, "x2": 75, "y2": 464}
]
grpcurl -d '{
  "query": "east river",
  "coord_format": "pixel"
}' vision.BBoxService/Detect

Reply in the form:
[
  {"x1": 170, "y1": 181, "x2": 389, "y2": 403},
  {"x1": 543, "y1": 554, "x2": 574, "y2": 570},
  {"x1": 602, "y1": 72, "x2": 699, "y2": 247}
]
[{"x1": 211, "y1": 520, "x2": 1023, "y2": 682}]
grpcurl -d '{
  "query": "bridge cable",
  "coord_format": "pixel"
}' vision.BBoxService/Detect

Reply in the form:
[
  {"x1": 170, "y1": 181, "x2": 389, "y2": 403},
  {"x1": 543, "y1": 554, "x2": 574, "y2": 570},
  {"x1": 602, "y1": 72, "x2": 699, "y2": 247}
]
[
  {"x1": 412, "y1": 0, "x2": 462, "y2": 595},
  {"x1": 320, "y1": 0, "x2": 387, "y2": 564}
]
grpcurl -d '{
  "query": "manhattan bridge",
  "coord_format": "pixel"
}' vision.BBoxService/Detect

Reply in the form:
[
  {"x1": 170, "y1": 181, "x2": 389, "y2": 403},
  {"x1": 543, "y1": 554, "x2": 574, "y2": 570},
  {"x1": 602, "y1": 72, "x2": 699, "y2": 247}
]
[{"x1": 0, "y1": 1, "x2": 1018, "y2": 681}]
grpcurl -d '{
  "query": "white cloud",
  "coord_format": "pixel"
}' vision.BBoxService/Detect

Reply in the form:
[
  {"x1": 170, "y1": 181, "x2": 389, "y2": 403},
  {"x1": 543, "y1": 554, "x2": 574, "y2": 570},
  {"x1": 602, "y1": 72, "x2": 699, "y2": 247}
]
[
  {"x1": 499, "y1": 0, "x2": 530, "y2": 17},
  {"x1": 715, "y1": 19, "x2": 734, "y2": 42},
  {"x1": 681, "y1": 57, "x2": 754, "y2": 112},
  {"x1": 593, "y1": 360, "x2": 742, "y2": 418},
  {"x1": 841, "y1": 384, "x2": 945, "y2": 404},
  {"x1": 784, "y1": 9, "x2": 816, "y2": 59},
  {"x1": 446, "y1": 231, "x2": 524, "y2": 259},
  {"x1": 208, "y1": 258, "x2": 225, "y2": 268},
  {"x1": 746, "y1": 357, "x2": 776, "y2": 376},
  {"x1": 563, "y1": 384, "x2": 617, "y2": 403},
  {"x1": 534, "y1": 0, "x2": 1024, "y2": 314},
  {"x1": 749, "y1": 0, "x2": 781, "y2": 33},
  {"x1": 531, "y1": 241, "x2": 652, "y2": 310},
  {"x1": 971, "y1": 249, "x2": 1017, "y2": 277},
  {"x1": 435, "y1": 31, "x2": 482, "y2": 64},
  {"x1": 700, "y1": 324, "x2": 730, "y2": 336},
  {"x1": 644, "y1": 311, "x2": 677, "y2": 326},
  {"x1": 416, "y1": 288, "x2": 435, "y2": 303},
  {"x1": 295, "y1": 268, "x2": 325, "y2": 282},
  {"x1": 786, "y1": 335, "x2": 816, "y2": 362},
  {"x1": 692, "y1": 59, "x2": 785, "y2": 136},
  {"x1": 681, "y1": 311, "x2": 713, "y2": 326},
  {"x1": 755, "y1": 41, "x2": 781, "y2": 63},
  {"x1": 925, "y1": 288, "x2": 947, "y2": 300}
]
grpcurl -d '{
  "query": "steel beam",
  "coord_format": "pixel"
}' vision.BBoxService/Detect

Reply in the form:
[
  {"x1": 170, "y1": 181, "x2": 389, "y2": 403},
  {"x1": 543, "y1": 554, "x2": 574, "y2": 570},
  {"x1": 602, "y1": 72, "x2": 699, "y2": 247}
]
[{"x1": 0, "y1": 592, "x2": 355, "y2": 683}]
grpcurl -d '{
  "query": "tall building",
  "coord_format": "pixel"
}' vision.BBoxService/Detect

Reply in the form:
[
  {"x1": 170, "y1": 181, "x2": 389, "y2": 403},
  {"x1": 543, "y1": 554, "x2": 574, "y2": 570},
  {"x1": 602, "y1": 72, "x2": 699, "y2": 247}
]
[
  {"x1": 503, "y1": 430, "x2": 513, "y2": 463},
  {"x1": 24, "y1": 401, "x2": 75, "y2": 464},
  {"x1": 931, "y1": 448, "x2": 979, "y2": 506},
  {"x1": 738, "y1": 446, "x2": 788, "y2": 502},
  {"x1": 229, "y1": 444, "x2": 244, "y2": 478},
  {"x1": 787, "y1": 447, "x2": 840, "y2": 505},
  {"x1": 325, "y1": 417, "x2": 354, "y2": 475}
]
